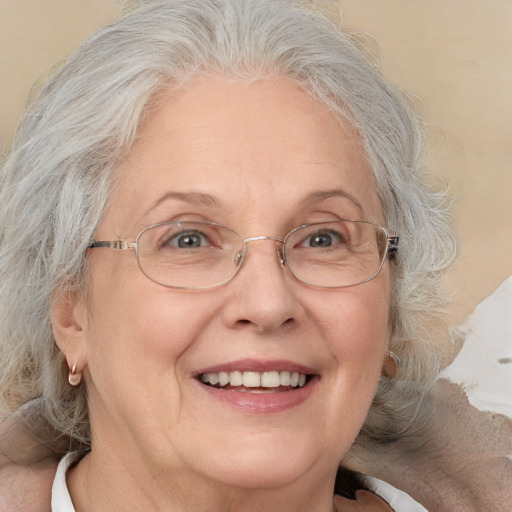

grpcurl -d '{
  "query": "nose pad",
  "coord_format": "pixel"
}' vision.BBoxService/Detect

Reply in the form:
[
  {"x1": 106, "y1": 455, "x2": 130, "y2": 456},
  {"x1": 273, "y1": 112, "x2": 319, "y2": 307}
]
[
  {"x1": 234, "y1": 237, "x2": 285, "y2": 270},
  {"x1": 234, "y1": 250, "x2": 244, "y2": 267},
  {"x1": 234, "y1": 243, "x2": 285, "y2": 270},
  {"x1": 276, "y1": 246, "x2": 285, "y2": 266}
]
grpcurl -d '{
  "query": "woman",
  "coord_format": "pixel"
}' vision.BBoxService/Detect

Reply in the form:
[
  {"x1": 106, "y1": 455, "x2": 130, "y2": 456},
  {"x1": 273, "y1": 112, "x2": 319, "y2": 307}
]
[{"x1": 0, "y1": 0, "x2": 460, "y2": 510}]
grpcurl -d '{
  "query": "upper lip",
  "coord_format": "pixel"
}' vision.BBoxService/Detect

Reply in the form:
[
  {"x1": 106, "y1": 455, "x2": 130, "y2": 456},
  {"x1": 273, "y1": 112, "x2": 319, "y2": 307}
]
[{"x1": 194, "y1": 359, "x2": 316, "y2": 377}]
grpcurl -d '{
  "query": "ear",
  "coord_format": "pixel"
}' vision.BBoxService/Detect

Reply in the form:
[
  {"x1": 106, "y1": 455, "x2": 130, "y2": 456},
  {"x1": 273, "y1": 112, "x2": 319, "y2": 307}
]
[{"x1": 50, "y1": 289, "x2": 88, "y2": 371}]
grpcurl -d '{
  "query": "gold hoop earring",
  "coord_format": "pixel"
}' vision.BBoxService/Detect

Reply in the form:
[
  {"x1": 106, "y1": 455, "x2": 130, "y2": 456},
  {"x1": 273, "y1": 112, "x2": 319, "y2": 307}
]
[
  {"x1": 381, "y1": 351, "x2": 401, "y2": 378},
  {"x1": 68, "y1": 362, "x2": 82, "y2": 386}
]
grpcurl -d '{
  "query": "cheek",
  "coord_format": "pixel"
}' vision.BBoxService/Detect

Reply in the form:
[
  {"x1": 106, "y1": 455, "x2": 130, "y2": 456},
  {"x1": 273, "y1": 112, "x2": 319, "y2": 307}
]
[
  {"x1": 320, "y1": 283, "x2": 391, "y2": 360},
  {"x1": 295, "y1": 278, "x2": 391, "y2": 459},
  {"x1": 83, "y1": 263, "x2": 222, "y2": 385},
  {"x1": 81, "y1": 275, "x2": 227, "y2": 443},
  {"x1": 316, "y1": 276, "x2": 391, "y2": 408}
]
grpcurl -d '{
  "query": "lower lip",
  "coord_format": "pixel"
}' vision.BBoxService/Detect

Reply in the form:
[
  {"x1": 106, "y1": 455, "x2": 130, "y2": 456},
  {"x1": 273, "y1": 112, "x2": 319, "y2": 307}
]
[{"x1": 196, "y1": 377, "x2": 318, "y2": 413}]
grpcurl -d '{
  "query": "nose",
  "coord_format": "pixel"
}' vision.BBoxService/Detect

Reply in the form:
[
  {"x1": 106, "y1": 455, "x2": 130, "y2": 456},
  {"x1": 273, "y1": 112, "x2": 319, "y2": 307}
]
[{"x1": 222, "y1": 237, "x2": 303, "y2": 334}]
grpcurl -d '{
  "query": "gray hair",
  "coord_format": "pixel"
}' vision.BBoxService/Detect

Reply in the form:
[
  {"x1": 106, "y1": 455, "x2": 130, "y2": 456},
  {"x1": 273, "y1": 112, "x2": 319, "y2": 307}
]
[{"x1": 0, "y1": 0, "x2": 458, "y2": 453}]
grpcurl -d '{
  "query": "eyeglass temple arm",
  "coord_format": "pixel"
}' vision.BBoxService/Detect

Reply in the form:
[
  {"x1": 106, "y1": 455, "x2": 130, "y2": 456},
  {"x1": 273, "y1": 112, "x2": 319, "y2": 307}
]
[
  {"x1": 87, "y1": 241, "x2": 136, "y2": 250},
  {"x1": 387, "y1": 235, "x2": 399, "y2": 254}
]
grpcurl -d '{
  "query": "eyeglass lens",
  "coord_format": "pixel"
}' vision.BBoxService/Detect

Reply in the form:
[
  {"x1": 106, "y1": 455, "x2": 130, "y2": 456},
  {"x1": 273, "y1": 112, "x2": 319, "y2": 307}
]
[{"x1": 135, "y1": 220, "x2": 389, "y2": 289}]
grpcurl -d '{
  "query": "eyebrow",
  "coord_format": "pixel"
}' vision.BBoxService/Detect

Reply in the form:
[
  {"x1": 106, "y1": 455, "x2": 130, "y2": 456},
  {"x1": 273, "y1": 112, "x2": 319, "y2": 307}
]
[
  {"x1": 303, "y1": 189, "x2": 364, "y2": 213},
  {"x1": 141, "y1": 187, "x2": 364, "y2": 222},
  {"x1": 141, "y1": 191, "x2": 221, "y2": 219}
]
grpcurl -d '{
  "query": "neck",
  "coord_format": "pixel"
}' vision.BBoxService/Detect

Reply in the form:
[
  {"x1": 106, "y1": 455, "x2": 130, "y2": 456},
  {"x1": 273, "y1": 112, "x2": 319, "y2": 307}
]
[{"x1": 67, "y1": 449, "x2": 339, "y2": 512}]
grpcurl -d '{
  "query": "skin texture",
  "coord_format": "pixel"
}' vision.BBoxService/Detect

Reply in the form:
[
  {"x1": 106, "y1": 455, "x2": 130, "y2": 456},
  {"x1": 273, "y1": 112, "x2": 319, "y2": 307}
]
[{"x1": 50, "y1": 76, "x2": 392, "y2": 511}]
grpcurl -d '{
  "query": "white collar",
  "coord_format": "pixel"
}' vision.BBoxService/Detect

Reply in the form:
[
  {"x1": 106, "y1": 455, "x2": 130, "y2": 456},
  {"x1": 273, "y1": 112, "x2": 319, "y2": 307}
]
[{"x1": 51, "y1": 452, "x2": 78, "y2": 512}]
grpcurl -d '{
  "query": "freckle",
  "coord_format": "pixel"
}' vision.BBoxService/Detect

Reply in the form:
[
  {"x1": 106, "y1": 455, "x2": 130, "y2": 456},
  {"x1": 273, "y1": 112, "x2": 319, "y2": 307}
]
[{"x1": 498, "y1": 357, "x2": 512, "y2": 364}]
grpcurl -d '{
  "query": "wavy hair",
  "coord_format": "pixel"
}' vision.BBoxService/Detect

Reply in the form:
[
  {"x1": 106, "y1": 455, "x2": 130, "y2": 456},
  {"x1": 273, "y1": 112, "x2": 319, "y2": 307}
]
[{"x1": 0, "y1": 0, "x2": 458, "y2": 454}]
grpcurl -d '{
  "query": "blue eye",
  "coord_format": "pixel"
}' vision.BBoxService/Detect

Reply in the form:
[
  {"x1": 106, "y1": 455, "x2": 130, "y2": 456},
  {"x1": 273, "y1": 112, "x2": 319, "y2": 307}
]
[
  {"x1": 166, "y1": 230, "x2": 212, "y2": 248},
  {"x1": 301, "y1": 229, "x2": 344, "y2": 248}
]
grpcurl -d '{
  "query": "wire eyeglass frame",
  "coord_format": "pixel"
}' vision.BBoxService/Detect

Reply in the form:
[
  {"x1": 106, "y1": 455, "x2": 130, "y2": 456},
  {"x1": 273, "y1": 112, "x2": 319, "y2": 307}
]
[{"x1": 87, "y1": 219, "x2": 399, "y2": 290}]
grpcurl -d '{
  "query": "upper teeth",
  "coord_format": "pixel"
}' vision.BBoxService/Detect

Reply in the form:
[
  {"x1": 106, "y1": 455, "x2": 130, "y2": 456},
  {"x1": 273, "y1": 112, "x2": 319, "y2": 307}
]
[{"x1": 200, "y1": 371, "x2": 307, "y2": 388}]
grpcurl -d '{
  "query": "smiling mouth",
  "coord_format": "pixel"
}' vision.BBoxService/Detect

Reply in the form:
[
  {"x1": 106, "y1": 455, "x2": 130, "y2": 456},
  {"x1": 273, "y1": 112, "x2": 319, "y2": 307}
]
[{"x1": 197, "y1": 370, "x2": 312, "y2": 393}]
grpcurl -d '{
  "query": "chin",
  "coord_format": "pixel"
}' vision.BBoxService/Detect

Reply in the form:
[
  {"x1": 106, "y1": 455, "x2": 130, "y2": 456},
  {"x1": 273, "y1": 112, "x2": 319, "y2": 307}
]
[
  {"x1": 181, "y1": 433, "x2": 333, "y2": 491},
  {"x1": 206, "y1": 458, "x2": 313, "y2": 491}
]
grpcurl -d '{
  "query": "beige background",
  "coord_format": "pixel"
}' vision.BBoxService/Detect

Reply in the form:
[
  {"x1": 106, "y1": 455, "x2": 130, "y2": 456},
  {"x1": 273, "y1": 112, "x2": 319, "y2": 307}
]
[{"x1": 1, "y1": 0, "x2": 511, "y2": 325}]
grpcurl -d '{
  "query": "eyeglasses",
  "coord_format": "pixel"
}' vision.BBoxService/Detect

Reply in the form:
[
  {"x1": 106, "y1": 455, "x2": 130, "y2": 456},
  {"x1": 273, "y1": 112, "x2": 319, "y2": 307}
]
[{"x1": 88, "y1": 219, "x2": 399, "y2": 290}]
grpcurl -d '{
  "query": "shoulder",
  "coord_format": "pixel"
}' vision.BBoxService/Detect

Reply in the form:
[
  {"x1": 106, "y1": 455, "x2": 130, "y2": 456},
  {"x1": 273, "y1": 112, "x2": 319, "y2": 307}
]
[{"x1": 0, "y1": 459, "x2": 56, "y2": 512}]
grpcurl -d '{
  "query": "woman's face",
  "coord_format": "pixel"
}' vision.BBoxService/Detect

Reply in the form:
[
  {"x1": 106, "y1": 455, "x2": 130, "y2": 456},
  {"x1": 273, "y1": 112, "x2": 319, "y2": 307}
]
[{"x1": 61, "y1": 76, "x2": 391, "y2": 490}]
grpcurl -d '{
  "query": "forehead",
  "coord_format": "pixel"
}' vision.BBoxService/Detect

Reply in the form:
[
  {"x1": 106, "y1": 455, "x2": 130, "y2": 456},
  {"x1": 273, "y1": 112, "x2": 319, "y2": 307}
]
[{"x1": 102, "y1": 75, "x2": 382, "y2": 235}]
